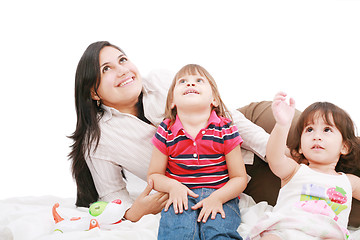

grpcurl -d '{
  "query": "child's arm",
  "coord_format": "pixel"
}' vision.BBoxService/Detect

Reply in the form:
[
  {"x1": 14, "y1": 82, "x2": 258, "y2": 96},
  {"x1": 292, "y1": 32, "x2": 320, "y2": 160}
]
[
  {"x1": 192, "y1": 145, "x2": 247, "y2": 223},
  {"x1": 267, "y1": 92, "x2": 299, "y2": 182},
  {"x1": 347, "y1": 174, "x2": 360, "y2": 201},
  {"x1": 147, "y1": 147, "x2": 198, "y2": 214}
]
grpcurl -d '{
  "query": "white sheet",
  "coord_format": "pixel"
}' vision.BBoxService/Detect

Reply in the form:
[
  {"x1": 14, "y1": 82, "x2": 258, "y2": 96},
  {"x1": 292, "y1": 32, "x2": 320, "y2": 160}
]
[{"x1": 1, "y1": 173, "x2": 359, "y2": 240}]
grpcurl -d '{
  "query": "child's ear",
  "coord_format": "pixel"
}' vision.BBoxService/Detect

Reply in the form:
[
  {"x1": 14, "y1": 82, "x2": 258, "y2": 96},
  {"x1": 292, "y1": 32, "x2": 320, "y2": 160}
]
[
  {"x1": 340, "y1": 142, "x2": 350, "y2": 155},
  {"x1": 211, "y1": 98, "x2": 219, "y2": 108},
  {"x1": 171, "y1": 102, "x2": 176, "y2": 109},
  {"x1": 91, "y1": 89, "x2": 100, "y2": 101},
  {"x1": 299, "y1": 148, "x2": 303, "y2": 155}
]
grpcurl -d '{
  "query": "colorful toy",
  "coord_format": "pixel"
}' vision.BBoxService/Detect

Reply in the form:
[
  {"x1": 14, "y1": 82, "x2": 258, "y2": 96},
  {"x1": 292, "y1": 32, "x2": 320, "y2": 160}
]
[{"x1": 52, "y1": 199, "x2": 126, "y2": 233}]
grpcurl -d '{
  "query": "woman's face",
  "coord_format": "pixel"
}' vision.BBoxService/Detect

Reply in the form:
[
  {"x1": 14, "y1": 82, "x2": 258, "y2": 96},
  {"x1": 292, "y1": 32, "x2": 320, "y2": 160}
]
[{"x1": 94, "y1": 46, "x2": 142, "y2": 113}]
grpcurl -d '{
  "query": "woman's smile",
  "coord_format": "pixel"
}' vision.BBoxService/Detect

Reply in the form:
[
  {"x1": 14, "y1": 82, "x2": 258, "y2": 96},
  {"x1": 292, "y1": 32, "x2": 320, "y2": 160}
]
[{"x1": 116, "y1": 76, "x2": 135, "y2": 87}]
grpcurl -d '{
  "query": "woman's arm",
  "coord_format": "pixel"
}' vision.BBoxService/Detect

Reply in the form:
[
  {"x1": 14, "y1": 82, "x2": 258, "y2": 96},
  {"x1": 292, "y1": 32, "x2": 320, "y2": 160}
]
[
  {"x1": 87, "y1": 156, "x2": 168, "y2": 222},
  {"x1": 124, "y1": 180, "x2": 168, "y2": 222},
  {"x1": 192, "y1": 145, "x2": 247, "y2": 222},
  {"x1": 235, "y1": 101, "x2": 301, "y2": 162},
  {"x1": 86, "y1": 156, "x2": 134, "y2": 204},
  {"x1": 147, "y1": 147, "x2": 198, "y2": 214},
  {"x1": 231, "y1": 109, "x2": 269, "y2": 160}
]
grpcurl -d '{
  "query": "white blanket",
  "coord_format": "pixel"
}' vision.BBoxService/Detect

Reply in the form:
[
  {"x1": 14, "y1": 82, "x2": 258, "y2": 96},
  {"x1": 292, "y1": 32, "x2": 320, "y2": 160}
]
[
  {"x1": 2, "y1": 195, "x2": 360, "y2": 240},
  {"x1": 1, "y1": 173, "x2": 359, "y2": 240}
]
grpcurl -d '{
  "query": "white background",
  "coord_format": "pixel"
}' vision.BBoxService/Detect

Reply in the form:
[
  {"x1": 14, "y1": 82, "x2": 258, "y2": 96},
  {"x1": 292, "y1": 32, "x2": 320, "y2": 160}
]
[{"x1": 1, "y1": 0, "x2": 359, "y2": 200}]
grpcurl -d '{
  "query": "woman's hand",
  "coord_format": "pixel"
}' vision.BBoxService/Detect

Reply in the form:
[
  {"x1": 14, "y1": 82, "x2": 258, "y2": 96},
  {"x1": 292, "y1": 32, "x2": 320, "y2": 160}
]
[
  {"x1": 165, "y1": 182, "x2": 198, "y2": 214},
  {"x1": 124, "y1": 179, "x2": 168, "y2": 222}
]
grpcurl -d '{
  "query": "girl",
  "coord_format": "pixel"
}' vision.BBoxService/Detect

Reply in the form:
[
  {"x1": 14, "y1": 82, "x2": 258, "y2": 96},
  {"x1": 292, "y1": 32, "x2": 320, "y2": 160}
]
[
  {"x1": 248, "y1": 92, "x2": 360, "y2": 240},
  {"x1": 148, "y1": 64, "x2": 247, "y2": 239}
]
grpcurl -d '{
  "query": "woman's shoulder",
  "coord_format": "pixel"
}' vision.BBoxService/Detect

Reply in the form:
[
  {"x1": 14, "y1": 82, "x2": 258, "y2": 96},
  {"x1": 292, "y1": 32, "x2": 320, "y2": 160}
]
[
  {"x1": 142, "y1": 69, "x2": 174, "y2": 126},
  {"x1": 142, "y1": 69, "x2": 174, "y2": 91}
]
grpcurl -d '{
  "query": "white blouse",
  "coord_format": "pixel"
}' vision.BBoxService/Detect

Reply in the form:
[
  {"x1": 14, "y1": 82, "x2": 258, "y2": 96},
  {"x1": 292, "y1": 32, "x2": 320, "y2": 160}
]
[{"x1": 85, "y1": 70, "x2": 269, "y2": 211}]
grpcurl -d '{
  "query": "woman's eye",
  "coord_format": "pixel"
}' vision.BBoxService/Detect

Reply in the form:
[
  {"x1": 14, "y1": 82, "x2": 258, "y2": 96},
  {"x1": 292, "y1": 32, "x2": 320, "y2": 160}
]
[
  {"x1": 119, "y1": 57, "x2": 128, "y2": 63},
  {"x1": 102, "y1": 66, "x2": 110, "y2": 73}
]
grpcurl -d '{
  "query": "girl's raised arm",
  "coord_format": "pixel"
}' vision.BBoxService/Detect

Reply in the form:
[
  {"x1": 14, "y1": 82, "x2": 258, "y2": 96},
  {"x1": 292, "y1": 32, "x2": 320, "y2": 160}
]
[{"x1": 266, "y1": 92, "x2": 299, "y2": 182}]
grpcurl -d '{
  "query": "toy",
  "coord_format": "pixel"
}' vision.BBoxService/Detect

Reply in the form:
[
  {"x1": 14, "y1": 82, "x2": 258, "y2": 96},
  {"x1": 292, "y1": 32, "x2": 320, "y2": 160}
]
[{"x1": 52, "y1": 199, "x2": 126, "y2": 233}]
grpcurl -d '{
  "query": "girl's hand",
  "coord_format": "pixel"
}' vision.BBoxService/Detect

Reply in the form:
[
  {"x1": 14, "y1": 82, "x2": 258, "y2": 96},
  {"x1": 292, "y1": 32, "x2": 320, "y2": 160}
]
[
  {"x1": 272, "y1": 92, "x2": 296, "y2": 126},
  {"x1": 165, "y1": 182, "x2": 198, "y2": 214},
  {"x1": 125, "y1": 179, "x2": 168, "y2": 222},
  {"x1": 191, "y1": 194, "x2": 225, "y2": 223}
]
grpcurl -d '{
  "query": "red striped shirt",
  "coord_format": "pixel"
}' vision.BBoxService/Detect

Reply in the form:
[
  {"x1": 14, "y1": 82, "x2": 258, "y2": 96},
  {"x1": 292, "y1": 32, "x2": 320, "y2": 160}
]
[{"x1": 152, "y1": 111, "x2": 243, "y2": 189}]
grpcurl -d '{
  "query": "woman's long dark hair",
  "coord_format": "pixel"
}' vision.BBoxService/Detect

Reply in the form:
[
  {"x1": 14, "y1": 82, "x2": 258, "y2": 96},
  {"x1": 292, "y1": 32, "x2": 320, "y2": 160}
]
[{"x1": 69, "y1": 41, "x2": 124, "y2": 207}]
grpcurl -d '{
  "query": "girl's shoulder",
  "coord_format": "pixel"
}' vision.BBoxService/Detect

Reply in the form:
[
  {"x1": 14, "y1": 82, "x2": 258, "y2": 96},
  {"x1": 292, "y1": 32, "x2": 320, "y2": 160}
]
[
  {"x1": 346, "y1": 173, "x2": 360, "y2": 200},
  {"x1": 161, "y1": 118, "x2": 171, "y2": 124},
  {"x1": 346, "y1": 173, "x2": 360, "y2": 185},
  {"x1": 281, "y1": 163, "x2": 301, "y2": 187},
  {"x1": 158, "y1": 118, "x2": 172, "y2": 130},
  {"x1": 218, "y1": 115, "x2": 232, "y2": 124},
  {"x1": 216, "y1": 115, "x2": 235, "y2": 129}
]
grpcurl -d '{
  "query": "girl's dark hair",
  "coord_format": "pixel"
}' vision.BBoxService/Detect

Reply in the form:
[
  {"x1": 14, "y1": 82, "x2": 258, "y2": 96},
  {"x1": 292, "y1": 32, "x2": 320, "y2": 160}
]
[
  {"x1": 289, "y1": 102, "x2": 360, "y2": 175},
  {"x1": 69, "y1": 41, "x2": 142, "y2": 207}
]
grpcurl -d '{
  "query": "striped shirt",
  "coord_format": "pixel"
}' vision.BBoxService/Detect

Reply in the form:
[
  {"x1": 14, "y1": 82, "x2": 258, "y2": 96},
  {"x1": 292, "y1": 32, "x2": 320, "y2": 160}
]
[{"x1": 152, "y1": 111, "x2": 243, "y2": 189}]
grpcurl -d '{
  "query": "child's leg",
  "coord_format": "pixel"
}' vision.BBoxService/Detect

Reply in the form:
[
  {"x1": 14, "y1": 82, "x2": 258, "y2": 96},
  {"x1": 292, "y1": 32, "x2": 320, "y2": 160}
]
[
  {"x1": 157, "y1": 190, "x2": 200, "y2": 240},
  {"x1": 199, "y1": 189, "x2": 242, "y2": 240}
]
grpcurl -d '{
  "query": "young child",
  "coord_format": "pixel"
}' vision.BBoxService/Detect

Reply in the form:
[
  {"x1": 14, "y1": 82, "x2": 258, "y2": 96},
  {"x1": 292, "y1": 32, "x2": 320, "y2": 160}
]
[
  {"x1": 248, "y1": 92, "x2": 360, "y2": 240},
  {"x1": 148, "y1": 64, "x2": 247, "y2": 239}
]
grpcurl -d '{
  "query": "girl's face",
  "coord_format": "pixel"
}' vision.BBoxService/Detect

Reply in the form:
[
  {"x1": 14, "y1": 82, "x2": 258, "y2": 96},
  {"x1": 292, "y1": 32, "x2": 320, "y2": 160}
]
[
  {"x1": 300, "y1": 113, "x2": 348, "y2": 166},
  {"x1": 171, "y1": 73, "x2": 218, "y2": 112},
  {"x1": 94, "y1": 46, "x2": 142, "y2": 113}
]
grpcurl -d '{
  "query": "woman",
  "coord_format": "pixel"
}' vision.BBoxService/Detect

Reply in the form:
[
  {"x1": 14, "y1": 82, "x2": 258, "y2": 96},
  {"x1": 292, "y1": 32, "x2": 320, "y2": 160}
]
[{"x1": 69, "y1": 41, "x2": 269, "y2": 222}]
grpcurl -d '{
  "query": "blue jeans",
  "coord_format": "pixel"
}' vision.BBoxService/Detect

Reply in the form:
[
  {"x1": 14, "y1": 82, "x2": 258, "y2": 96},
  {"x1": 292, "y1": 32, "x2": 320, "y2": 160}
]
[{"x1": 158, "y1": 188, "x2": 242, "y2": 240}]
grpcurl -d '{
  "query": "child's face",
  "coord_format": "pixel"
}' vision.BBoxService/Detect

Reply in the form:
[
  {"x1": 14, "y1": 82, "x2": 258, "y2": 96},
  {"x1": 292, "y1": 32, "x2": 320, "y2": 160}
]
[
  {"x1": 171, "y1": 73, "x2": 218, "y2": 111},
  {"x1": 300, "y1": 113, "x2": 348, "y2": 166}
]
